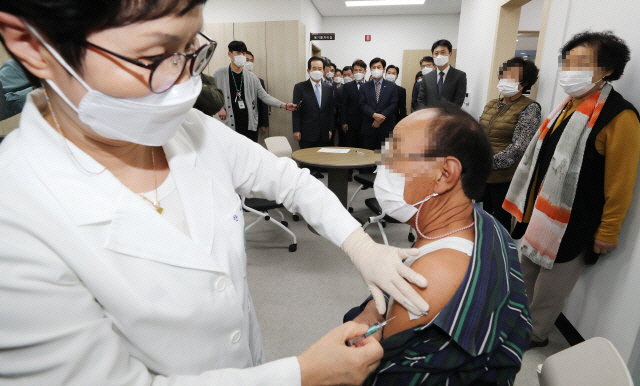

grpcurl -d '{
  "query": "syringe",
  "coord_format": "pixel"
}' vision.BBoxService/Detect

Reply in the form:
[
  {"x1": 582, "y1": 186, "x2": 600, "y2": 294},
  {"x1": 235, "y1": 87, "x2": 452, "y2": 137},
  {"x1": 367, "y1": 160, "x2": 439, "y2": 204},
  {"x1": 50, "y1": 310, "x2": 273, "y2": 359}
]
[{"x1": 346, "y1": 316, "x2": 396, "y2": 347}]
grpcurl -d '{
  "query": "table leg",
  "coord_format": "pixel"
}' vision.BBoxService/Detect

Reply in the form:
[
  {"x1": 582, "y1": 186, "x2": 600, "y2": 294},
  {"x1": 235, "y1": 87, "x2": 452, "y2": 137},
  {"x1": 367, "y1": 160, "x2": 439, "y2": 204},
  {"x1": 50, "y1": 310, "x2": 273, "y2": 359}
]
[{"x1": 328, "y1": 169, "x2": 349, "y2": 208}]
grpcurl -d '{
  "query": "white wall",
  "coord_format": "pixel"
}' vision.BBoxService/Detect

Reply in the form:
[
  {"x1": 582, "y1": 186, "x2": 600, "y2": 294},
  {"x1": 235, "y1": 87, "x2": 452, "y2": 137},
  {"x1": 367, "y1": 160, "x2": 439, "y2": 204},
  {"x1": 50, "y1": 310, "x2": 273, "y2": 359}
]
[
  {"x1": 455, "y1": 0, "x2": 501, "y2": 118},
  {"x1": 518, "y1": 0, "x2": 544, "y2": 31},
  {"x1": 534, "y1": 0, "x2": 640, "y2": 373},
  {"x1": 300, "y1": 0, "x2": 323, "y2": 60},
  {"x1": 318, "y1": 14, "x2": 460, "y2": 88}
]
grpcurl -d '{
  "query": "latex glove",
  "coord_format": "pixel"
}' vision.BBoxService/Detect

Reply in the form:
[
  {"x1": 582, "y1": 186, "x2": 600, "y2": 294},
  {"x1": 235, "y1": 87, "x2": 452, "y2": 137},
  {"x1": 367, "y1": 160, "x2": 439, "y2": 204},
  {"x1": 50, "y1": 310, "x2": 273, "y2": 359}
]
[{"x1": 342, "y1": 227, "x2": 429, "y2": 315}]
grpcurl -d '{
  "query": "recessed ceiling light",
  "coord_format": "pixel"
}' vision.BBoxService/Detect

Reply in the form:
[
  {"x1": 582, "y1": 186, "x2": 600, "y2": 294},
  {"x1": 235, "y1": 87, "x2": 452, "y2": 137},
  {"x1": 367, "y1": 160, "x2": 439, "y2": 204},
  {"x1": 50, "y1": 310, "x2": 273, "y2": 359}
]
[
  {"x1": 516, "y1": 39, "x2": 519, "y2": 41},
  {"x1": 520, "y1": 52, "x2": 526, "y2": 54},
  {"x1": 345, "y1": 0, "x2": 426, "y2": 6}
]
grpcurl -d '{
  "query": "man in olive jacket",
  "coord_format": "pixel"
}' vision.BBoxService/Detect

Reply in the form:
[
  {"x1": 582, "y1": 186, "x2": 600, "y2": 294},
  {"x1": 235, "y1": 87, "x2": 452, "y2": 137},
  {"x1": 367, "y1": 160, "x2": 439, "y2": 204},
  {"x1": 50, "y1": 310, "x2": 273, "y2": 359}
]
[{"x1": 194, "y1": 73, "x2": 225, "y2": 117}]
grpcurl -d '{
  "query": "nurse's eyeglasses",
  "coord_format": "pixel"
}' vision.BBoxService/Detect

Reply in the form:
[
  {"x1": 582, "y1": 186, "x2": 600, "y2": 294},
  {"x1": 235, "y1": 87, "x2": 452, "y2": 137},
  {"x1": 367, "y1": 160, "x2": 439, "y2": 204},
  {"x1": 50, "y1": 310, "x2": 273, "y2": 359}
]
[{"x1": 85, "y1": 32, "x2": 217, "y2": 93}]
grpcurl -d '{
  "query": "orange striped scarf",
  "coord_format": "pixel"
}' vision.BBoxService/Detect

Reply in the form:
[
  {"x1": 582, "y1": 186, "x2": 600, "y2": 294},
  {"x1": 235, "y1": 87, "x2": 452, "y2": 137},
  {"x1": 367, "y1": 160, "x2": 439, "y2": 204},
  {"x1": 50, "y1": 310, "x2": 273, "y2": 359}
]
[{"x1": 502, "y1": 83, "x2": 611, "y2": 269}]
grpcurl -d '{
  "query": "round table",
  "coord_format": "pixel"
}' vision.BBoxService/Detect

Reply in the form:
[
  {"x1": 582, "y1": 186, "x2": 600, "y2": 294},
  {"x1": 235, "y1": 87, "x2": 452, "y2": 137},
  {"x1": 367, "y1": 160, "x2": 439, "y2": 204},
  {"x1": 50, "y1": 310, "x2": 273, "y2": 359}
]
[{"x1": 292, "y1": 147, "x2": 380, "y2": 208}]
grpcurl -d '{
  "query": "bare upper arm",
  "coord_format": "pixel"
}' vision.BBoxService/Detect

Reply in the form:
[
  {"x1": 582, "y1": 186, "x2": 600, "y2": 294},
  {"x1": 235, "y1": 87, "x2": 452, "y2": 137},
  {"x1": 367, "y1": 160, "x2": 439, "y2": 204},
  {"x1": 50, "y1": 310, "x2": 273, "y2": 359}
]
[{"x1": 383, "y1": 248, "x2": 470, "y2": 339}]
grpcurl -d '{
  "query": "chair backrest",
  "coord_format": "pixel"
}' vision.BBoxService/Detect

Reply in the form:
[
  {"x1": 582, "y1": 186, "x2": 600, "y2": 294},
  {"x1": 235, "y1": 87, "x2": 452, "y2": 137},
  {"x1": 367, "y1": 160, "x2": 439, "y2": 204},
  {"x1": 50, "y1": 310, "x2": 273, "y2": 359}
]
[
  {"x1": 264, "y1": 136, "x2": 293, "y2": 158},
  {"x1": 538, "y1": 337, "x2": 633, "y2": 386}
]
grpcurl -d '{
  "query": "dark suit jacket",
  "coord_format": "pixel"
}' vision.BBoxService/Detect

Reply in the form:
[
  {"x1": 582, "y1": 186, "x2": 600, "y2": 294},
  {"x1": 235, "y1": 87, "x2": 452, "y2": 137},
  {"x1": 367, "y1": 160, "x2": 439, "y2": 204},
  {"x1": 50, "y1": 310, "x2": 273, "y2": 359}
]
[
  {"x1": 257, "y1": 78, "x2": 270, "y2": 128},
  {"x1": 333, "y1": 84, "x2": 343, "y2": 129},
  {"x1": 359, "y1": 79, "x2": 398, "y2": 134},
  {"x1": 292, "y1": 80, "x2": 335, "y2": 143},
  {"x1": 411, "y1": 81, "x2": 420, "y2": 112},
  {"x1": 396, "y1": 85, "x2": 407, "y2": 123},
  {"x1": 417, "y1": 66, "x2": 467, "y2": 108},
  {"x1": 340, "y1": 81, "x2": 364, "y2": 132}
]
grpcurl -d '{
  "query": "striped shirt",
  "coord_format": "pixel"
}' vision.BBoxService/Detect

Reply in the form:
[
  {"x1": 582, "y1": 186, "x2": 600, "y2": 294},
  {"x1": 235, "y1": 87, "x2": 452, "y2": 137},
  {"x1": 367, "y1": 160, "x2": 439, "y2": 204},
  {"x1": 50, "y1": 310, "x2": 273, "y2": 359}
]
[{"x1": 364, "y1": 206, "x2": 532, "y2": 386}]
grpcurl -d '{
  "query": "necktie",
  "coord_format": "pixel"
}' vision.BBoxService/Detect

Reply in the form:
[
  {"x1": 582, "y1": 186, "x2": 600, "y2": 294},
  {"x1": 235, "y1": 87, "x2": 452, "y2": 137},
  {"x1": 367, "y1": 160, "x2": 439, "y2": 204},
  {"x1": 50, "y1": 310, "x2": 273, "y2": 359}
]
[
  {"x1": 357, "y1": 82, "x2": 361, "y2": 90},
  {"x1": 315, "y1": 83, "x2": 321, "y2": 108},
  {"x1": 375, "y1": 82, "x2": 381, "y2": 103},
  {"x1": 437, "y1": 72, "x2": 445, "y2": 95}
]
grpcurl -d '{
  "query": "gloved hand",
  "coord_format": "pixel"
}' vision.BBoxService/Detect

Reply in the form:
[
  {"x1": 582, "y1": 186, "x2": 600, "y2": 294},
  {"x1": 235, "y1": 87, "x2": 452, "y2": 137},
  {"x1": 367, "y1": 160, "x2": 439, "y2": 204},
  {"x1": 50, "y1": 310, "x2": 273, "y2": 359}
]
[{"x1": 342, "y1": 227, "x2": 429, "y2": 316}]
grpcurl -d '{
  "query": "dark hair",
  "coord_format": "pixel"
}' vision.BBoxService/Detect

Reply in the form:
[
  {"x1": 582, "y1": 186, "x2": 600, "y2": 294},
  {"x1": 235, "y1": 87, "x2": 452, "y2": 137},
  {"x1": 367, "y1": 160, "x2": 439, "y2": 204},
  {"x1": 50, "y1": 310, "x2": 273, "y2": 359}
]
[
  {"x1": 335, "y1": 69, "x2": 342, "y2": 75},
  {"x1": 0, "y1": 0, "x2": 205, "y2": 84},
  {"x1": 308, "y1": 56, "x2": 326, "y2": 70},
  {"x1": 245, "y1": 50, "x2": 254, "y2": 58},
  {"x1": 420, "y1": 56, "x2": 434, "y2": 65},
  {"x1": 228, "y1": 41, "x2": 247, "y2": 53},
  {"x1": 369, "y1": 57, "x2": 386, "y2": 69},
  {"x1": 329, "y1": 62, "x2": 337, "y2": 71},
  {"x1": 386, "y1": 65, "x2": 399, "y2": 75},
  {"x1": 415, "y1": 71, "x2": 423, "y2": 82},
  {"x1": 425, "y1": 105, "x2": 493, "y2": 201},
  {"x1": 561, "y1": 30, "x2": 630, "y2": 81},
  {"x1": 499, "y1": 57, "x2": 539, "y2": 93},
  {"x1": 431, "y1": 39, "x2": 453, "y2": 54},
  {"x1": 352, "y1": 59, "x2": 367, "y2": 70},
  {"x1": 342, "y1": 65, "x2": 353, "y2": 73}
]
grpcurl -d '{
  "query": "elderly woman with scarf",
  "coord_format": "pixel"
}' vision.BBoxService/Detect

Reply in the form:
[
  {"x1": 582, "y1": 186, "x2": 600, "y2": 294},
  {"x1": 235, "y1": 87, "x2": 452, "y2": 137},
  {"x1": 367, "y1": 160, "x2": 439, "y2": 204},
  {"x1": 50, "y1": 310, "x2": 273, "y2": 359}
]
[{"x1": 503, "y1": 31, "x2": 640, "y2": 348}]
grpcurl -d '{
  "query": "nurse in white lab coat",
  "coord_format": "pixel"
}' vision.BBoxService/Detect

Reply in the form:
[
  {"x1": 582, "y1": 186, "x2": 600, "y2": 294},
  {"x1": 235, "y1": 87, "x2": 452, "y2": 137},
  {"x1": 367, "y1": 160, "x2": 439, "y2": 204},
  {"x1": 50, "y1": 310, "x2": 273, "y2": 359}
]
[{"x1": 0, "y1": 3, "x2": 430, "y2": 386}]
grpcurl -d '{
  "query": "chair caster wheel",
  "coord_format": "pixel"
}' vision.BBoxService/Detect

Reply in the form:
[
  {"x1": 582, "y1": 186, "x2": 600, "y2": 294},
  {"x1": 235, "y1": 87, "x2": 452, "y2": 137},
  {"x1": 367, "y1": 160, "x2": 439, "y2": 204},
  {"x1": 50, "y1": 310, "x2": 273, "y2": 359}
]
[
  {"x1": 289, "y1": 244, "x2": 297, "y2": 252},
  {"x1": 292, "y1": 215, "x2": 300, "y2": 221},
  {"x1": 408, "y1": 233, "x2": 416, "y2": 242},
  {"x1": 348, "y1": 207, "x2": 354, "y2": 213},
  {"x1": 264, "y1": 215, "x2": 270, "y2": 221},
  {"x1": 281, "y1": 221, "x2": 289, "y2": 227}
]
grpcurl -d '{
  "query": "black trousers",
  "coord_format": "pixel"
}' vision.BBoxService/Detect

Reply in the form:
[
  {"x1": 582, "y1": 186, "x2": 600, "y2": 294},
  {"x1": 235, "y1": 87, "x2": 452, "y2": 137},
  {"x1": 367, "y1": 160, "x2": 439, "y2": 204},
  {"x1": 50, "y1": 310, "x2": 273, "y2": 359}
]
[
  {"x1": 236, "y1": 126, "x2": 258, "y2": 142},
  {"x1": 482, "y1": 181, "x2": 512, "y2": 231}
]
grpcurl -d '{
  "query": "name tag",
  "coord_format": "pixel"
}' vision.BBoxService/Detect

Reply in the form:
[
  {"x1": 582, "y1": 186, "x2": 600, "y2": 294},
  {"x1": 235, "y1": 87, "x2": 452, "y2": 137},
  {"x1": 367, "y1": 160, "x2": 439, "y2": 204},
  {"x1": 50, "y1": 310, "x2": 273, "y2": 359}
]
[{"x1": 238, "y1": 100, "x2": 246, "y2": 109}]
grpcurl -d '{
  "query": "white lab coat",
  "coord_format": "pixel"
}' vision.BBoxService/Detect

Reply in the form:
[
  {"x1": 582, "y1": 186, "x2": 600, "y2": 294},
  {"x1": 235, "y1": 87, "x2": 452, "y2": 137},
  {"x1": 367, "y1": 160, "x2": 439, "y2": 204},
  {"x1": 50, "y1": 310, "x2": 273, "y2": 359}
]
[{"x1": 0, "y1": 90, "x2": 360, "y2": 385}]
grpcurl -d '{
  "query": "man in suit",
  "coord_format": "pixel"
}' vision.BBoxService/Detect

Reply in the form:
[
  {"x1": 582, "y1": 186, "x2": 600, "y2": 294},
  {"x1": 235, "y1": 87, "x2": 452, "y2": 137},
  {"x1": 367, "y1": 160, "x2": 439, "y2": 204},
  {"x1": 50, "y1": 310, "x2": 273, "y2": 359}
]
[
  {"x1": 339, "y1": 60, "x2": 367, "y2": 148},
  {"x1": 293, "y1": 56, "x2": 335, "y2": 178},
  {"x1": 359, "y1": 57, "x2": 398, "y2": 151},
  {"x1": 331, "y1": 68, "x2": 344, "y2": 146},
  {"x1": 385, "y1": 65, "x2": 407, "y2": 123},
  {"x1": 324, "y1": 62, "x2": 337, "y2": 87},
  {"x1": 244, "y1": 51, "x2": 269, "y2": 137},
  {"x1": 412, "y1": 56, "x2": 434, "y2": 112},
  {"x1": 418, "y1": 39, "x2": 467, "y2": 108}
]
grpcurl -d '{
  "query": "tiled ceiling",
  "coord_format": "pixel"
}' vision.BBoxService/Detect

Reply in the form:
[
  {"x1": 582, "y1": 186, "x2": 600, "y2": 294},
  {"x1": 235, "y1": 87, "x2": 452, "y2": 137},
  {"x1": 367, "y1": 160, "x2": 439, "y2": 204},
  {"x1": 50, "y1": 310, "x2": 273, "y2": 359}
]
[{"x1": 310, "y1": 0, "x2": 462, "y2": 17}]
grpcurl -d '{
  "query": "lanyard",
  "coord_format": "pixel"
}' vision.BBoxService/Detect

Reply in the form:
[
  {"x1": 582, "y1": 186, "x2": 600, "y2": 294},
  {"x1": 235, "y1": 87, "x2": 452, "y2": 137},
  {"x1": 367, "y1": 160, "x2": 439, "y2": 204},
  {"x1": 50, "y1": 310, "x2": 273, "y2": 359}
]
[{"x1": 231, "y1": 69, "x2": 244, "y2": 102}]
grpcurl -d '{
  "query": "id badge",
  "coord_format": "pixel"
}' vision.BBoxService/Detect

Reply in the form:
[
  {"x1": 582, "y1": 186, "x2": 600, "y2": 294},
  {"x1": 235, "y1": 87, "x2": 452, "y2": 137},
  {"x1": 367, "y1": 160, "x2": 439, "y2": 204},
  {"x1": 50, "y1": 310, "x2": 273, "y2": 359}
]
[{"x1": 238, "y1": 100, "x2": 246, "y2": 109}]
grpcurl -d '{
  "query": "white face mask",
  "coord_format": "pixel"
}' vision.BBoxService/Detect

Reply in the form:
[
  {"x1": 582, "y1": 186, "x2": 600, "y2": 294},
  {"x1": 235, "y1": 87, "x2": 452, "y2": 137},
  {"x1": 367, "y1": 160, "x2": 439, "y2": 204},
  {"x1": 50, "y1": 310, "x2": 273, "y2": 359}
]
[
  {"x1": 374, "y1": 164, "x2": 438, "y2": 223},
  {"x1": 385, "y1": 74, "x2": 397, "y2": 82},
  {"x1": 343, "y1": 76, "x2": 354, "y2": 83},
  {"x1": 326, "y1": 72, "x2": 334, "y2": 79},
  {"x1": 421, "y1": 67, "x2": 433, "y2": 76},
  {"x1": 29, "y1": 24, "x2": 201, "y2": 147},
  {"x1": 354, "y1": 73, "x2": 365, "y2": 81},
  {"x1": 309, "y1": 70, "x2": 324, "y2": 81},
  {"x1": 497, "y1": 79, "x2": 521, "y2": 97},
  {"x1": 433, "y1": 55, "x2": 449, "y2": 67},
  {"x1": 371, "y1": 69, "x2": 384, "y2": 79},
  {"x1": 243, "y1": 62, "x2": 255, "y2": 72},
  {"x1": 233, "y1": 55, "x2": 246, "y2": 67},
  {"x1": 333, "y1": 77, "x2": 343, "y2": 84},
  {"x1": 558, "y1": 70, "x2": 601, "y2": 97}
]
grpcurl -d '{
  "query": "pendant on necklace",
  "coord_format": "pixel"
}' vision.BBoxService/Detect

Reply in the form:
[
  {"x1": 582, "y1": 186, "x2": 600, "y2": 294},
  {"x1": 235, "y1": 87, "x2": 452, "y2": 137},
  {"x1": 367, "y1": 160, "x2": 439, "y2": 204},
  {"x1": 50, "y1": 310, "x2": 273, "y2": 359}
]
[{"x1": 153, "y1": 201, "x2": 164, "y2": 215}]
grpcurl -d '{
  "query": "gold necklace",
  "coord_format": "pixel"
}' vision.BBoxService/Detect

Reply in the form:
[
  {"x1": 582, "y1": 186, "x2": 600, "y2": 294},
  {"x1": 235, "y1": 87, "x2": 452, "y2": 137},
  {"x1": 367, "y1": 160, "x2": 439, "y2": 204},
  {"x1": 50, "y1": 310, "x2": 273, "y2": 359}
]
[
  {"x1": 138, "y1": 147, "x2": 164, "y2": 215},
  {"x1": 43, "y1": 87, "x2": 107, "y2": 175}
]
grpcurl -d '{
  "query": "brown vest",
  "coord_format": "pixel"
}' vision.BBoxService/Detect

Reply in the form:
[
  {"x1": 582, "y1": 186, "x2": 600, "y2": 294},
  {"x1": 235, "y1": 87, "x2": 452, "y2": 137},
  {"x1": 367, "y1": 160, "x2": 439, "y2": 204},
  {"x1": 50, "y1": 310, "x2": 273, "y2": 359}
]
[{"x1": 480, "y1": 96, "x2": 539, "y2": 183}]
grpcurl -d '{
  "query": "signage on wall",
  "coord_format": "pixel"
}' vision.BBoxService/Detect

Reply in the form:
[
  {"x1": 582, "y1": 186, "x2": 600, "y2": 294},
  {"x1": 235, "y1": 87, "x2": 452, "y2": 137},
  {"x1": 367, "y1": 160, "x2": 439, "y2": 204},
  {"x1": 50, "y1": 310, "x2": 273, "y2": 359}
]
[
  {"x1": 310, "y1": 33, "x2": 335, "y2": 41},
  {"x1": 365, "y1": 35, "x2": 371, "y2": 42}
]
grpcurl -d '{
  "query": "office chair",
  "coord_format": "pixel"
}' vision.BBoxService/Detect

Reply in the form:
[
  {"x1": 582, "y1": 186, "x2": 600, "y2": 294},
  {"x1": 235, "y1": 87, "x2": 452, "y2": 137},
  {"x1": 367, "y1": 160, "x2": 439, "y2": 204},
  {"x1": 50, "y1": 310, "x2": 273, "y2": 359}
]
[
  {"x1": 347, "y1": 172, "x2": 376, "y2": 213},
  {"x1": 241, "y1": 136, "x2": 299, "y2": 252},
  {"x1": 537, "y1": 337, "x2": 633, "y2": 386},
  {"x1": 362, "y1": 198, "x2": 416, "y2": 246}
]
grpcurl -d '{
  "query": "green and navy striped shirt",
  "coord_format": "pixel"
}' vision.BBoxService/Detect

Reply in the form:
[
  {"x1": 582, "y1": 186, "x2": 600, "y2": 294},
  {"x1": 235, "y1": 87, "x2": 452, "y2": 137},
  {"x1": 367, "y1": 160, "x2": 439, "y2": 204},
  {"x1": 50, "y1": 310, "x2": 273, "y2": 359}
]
[{"x1": 364, "y1": 206, "x2": 532, "y2": 386}]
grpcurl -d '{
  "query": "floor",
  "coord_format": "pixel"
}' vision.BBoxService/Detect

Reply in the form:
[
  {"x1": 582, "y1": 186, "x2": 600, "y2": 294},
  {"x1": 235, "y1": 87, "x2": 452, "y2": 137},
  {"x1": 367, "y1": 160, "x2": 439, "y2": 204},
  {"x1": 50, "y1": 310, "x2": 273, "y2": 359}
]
[{"x1": 244, "y1": 175, "x2": 570, "y2": 385}]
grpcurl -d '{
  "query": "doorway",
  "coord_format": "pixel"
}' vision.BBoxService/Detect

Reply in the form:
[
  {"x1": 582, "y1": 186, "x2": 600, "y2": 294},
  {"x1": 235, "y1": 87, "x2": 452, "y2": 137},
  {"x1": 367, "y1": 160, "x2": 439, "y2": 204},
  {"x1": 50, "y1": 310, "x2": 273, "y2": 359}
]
[{"x1": 487, "y1": 0, "x2": 550, "y2": 102}]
